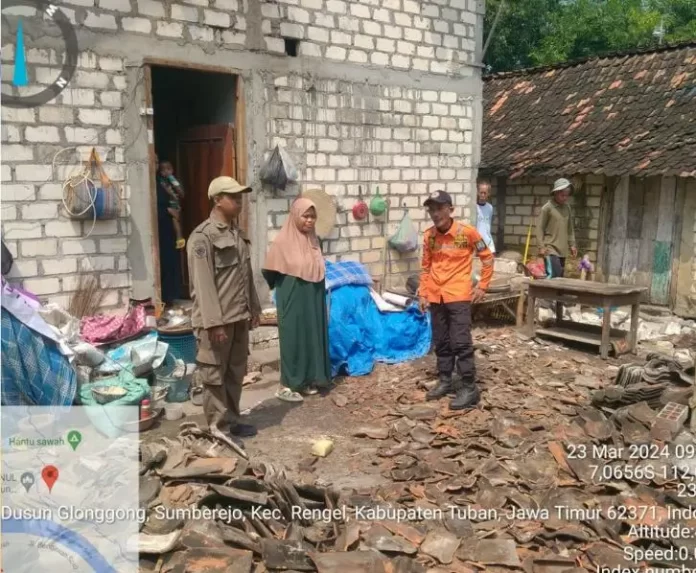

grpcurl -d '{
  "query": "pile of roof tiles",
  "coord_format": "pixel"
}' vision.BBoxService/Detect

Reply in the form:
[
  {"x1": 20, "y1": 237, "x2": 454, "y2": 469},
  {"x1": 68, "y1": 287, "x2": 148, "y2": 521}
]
[{"x1": 138, "y1": 330, "x2": 696, "y2": 573}]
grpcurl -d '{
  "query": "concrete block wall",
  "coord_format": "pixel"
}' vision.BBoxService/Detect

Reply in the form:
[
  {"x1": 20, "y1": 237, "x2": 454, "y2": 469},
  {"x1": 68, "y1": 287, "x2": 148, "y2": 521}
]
[
  {"x1": 261, "y1": 0, "x2": 483, "y2": 75},
  {"x1": 1, "y1": 0, "x2": 483, "y2": 308},
  {"x1": 264, "y1": 75, "x2": 476, "y2": 282},
  {"x1": 488, "y1": 175, "x2": 603, "y2": 273},
  {"x1": 1, "y1": 48, "x2": 130, "y2": 310}
]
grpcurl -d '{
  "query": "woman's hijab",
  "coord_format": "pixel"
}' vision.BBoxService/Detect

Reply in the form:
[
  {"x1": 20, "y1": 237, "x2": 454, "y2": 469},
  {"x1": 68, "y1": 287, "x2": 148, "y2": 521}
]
[{"x1": 263, "y1": 197, "x2": 325, "y2": 282}]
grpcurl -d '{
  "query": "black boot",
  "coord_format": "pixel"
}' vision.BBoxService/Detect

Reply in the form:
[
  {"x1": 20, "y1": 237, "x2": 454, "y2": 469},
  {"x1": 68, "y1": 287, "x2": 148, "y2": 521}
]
[
  {"x1": 426, "y1": 376, "x2": 453, "y2": 401},
  {"x1": 449, "y1": 378, "x2": 480, "y2": 410}
]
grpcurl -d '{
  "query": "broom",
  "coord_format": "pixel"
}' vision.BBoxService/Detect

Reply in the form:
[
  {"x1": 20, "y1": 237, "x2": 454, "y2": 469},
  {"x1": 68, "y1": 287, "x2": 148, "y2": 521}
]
[{"x1": 68, "y1": 273, "x2": 106, "y2": 319}]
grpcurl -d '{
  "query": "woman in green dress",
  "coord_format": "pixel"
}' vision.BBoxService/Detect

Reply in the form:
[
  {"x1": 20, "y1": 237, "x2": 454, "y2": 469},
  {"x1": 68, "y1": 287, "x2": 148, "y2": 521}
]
[{"x1": 262, "y1": 197, "x2": 331, "y2": 402}]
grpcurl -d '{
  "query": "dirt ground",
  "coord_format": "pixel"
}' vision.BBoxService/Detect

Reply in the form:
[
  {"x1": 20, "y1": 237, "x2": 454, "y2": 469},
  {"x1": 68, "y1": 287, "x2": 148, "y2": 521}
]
[
  {"x1": 143, "y1": 323, "x2": 649, "y2": 491},
  {"x1": 138, "y1": 322, "x2": 696, "y2": 572}
]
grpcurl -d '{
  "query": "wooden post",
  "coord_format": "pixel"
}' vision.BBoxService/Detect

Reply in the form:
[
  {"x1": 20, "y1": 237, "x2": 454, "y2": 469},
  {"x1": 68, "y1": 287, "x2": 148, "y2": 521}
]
[
  {"x1": 235, "y1": 76, "x2": 250, "y2": 236},
  {"x1": 600, "y1": 302, "x2": 612, "y2": 359},
  {"x1": 143, "y1": 65, "x2": 163, "y2": 305},
  {"x1": 516, "y1": 286, "x2": 527, "y2": 329},
  {"x1": 380, "y1": 199, "x2": 390, "y2": 294},
  {"x1": 629, "y1": 302, "x2": 640, "y2": 354},
  {"x1": 526, "y1": 291, "x2": 536, "y2": 337}
]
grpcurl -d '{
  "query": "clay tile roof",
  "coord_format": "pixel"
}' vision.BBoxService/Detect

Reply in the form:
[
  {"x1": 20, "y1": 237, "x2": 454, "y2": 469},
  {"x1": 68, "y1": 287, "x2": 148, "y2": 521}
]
[{"x1": 481, "y1": 41, "x2": 696, "y2": 178}]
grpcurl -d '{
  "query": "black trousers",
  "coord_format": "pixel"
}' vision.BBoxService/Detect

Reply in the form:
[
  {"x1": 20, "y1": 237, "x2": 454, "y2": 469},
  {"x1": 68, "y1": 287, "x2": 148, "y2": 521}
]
[
  {"x1": 547, "y1": 255, "x2": 566, "y2": 278},
  {"x1": 430, "y1": 301, "x2": 475, "y2": 383}
]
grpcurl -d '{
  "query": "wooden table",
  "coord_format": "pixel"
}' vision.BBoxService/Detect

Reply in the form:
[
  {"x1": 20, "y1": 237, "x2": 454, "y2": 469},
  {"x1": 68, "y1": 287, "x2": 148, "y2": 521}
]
[{"x1": 524, "y1": 278, "x2": 647, "y2": 359}]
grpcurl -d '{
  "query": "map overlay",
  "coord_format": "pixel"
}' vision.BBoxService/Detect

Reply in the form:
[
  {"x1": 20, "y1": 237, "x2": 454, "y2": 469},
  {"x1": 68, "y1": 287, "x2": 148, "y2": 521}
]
[{"x1": 2, "y1": 406, "x2": 141, "y2": 572}]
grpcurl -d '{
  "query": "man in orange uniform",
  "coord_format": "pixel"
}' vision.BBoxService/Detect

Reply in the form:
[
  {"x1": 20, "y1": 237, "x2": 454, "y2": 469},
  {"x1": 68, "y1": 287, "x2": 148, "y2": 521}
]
[{"x1": 418, "y1": 190, "x2": 494, "y2": 410}]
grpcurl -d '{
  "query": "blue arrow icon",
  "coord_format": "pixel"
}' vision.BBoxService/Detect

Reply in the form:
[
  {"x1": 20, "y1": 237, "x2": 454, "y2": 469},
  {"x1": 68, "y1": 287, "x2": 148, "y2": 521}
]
[{"x1": 13, "y1": 18, "x2": 29, "y2": 87}]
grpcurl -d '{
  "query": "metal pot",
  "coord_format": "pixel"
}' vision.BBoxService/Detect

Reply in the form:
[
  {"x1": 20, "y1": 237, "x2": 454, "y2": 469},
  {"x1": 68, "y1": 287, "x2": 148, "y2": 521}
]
[
  {"x1": 352, "y1": 185, "x2": 368, "y2": 220},
  {"x1": 369, "y1": 187, "x2": 387, "y2": 216}
]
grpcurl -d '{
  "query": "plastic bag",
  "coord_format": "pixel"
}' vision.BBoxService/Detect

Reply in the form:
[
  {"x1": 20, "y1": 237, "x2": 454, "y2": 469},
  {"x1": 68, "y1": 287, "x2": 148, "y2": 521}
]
[
  {"x1": 388, "y1": 212, "x2": 419, "y2": 253},
  {"x1": 525, "y1": 258, "x2": 547, "y2": 279},
  {"x1": 259, "y1": 145, "x2": 298, "y2": 189}
]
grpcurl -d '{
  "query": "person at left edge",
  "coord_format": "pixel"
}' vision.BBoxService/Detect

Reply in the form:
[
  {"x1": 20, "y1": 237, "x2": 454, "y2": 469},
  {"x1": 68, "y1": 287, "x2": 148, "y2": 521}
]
[
  {"x1": 418, "y1": 190, "x2": 494, "y2": 411},
  {"x1": 187, "y1": 176, "x2": 261, "y2": 446}
]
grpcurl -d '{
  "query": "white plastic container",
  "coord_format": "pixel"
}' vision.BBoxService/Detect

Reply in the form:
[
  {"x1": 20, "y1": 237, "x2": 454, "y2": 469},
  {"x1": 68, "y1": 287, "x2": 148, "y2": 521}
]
[{"x1": 164, "y1": 403, "x2": 183, "y2": 421}]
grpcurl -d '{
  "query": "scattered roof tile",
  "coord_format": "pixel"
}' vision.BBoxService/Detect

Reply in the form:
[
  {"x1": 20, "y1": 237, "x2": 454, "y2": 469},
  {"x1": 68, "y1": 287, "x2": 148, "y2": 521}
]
[{"x1": 481, "y1": 42, "x2": 696, "y2": 178}]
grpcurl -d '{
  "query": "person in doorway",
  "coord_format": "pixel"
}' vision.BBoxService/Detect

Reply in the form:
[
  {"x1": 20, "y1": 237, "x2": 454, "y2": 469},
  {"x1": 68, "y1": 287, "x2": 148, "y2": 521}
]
[
  {"x1": 157, "y1": 160, "x2": 186, "y2": 250},
  {"x1": 475, "y1": 180, "x2": 495, "y2": 254},
  {"x1": 262, "y1": 198, "x2": 331, "y2": 402},
  {"x1": 418, "y1": 190, "x2": 494, "y2": 410},
  {"x1": 155, "y1": 156, "x2": 182, "y2": 304},
  {"x1": 536, "y1": 177, "x2": 577, "y2": 278},
  {"x1": 187, "y1": 176, "x2": 261, "y2": 446}
]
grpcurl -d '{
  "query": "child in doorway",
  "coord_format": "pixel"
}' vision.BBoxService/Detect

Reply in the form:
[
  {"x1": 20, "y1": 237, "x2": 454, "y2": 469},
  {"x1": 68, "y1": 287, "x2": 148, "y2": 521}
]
[{"x1": 157, "y1": 160, "x2": 186, "y2": 250}]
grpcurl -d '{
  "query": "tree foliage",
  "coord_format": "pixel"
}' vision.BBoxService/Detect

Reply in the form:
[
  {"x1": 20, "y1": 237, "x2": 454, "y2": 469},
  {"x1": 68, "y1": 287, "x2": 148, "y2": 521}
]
[{"x1": 483, "y1": 0, "x2": 696, "y2": 72}]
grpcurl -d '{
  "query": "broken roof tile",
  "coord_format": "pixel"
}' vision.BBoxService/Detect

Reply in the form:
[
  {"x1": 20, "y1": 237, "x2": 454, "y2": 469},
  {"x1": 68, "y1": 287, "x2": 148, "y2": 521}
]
[{"x1": 482, "y1": 42, "x2": 696, "y2": 178}]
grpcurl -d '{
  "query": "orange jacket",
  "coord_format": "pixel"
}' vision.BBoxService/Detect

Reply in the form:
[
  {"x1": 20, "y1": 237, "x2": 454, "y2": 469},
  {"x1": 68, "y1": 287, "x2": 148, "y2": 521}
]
[{"x1": 418, "y1": 221, "x2": 494, "y2": 304}]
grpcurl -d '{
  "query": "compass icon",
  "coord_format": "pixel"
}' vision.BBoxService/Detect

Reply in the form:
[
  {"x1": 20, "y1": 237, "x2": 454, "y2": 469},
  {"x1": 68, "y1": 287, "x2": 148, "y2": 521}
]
[{"x1": 1, "y1": 0, "x2": 78, "y2": 108}]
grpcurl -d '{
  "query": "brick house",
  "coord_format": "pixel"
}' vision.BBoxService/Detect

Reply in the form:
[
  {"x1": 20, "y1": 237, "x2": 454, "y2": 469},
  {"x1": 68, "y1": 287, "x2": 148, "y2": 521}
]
[
  {"x1": 480, "y1": 42, "x2": 696, "y2": 318},
  {"x1": 1, "y1": 0, "x2": 485, "y2": 311}
]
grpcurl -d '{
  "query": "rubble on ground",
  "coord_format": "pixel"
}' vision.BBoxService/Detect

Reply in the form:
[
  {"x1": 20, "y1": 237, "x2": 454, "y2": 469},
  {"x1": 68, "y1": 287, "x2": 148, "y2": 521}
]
[
  {"x1": 538, "y1": 303, "x2": 696, "y2": 346},
  {"x1": 138, "y1": 329, "x2": 696, "y2": 573}
]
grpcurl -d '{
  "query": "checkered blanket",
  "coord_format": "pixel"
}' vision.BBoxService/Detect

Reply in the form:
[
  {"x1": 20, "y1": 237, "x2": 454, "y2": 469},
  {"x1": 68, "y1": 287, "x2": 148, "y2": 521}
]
[
  {"x1": 324, "y1": 260, "x2": 373, "y2": 291},
  {"x1": 1, "y1": 308, "x2": 76, "y2": 406}
]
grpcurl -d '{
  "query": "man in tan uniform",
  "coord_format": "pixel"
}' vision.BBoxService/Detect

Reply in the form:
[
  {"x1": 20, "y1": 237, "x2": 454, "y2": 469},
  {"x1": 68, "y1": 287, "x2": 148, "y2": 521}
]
[{"x1": 187, "y1": 176, "x2": 261, "y2": 446}]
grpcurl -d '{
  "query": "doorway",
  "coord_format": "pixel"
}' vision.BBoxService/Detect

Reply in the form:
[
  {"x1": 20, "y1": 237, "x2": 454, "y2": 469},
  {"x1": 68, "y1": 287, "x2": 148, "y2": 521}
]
[
  {"x1": 603, "y1": 176, "x2": 683, "y2": 307},
  {"x1": 148, "y1": 64, "x2": 245, "y2": 303}
]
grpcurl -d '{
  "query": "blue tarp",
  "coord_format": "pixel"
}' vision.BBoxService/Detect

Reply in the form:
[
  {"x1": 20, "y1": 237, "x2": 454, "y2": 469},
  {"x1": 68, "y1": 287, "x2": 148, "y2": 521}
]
[{"x1": 327, "y1": 285, "x2": 431, "y2": 377}]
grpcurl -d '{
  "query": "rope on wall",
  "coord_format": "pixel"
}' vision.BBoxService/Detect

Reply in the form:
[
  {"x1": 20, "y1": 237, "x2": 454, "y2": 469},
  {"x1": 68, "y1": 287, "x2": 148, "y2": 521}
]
[{"x1": 52, "y1": 147, "x2": 98, "y2": 239}]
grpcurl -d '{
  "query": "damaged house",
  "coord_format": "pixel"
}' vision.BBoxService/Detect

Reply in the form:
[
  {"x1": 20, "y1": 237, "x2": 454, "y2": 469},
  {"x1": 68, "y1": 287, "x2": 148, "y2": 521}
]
[
  {"x1": 1, "y1": 0, "x2": 485, "y2": 310},
  {"x1": 480, "y1": 41, "x2": 696, "y2": 318}
]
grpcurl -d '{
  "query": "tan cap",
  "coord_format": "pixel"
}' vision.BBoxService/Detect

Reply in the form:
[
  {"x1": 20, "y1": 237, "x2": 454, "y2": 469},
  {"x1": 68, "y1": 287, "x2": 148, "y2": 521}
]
[{"x1": 208, "y1": 176, "x2": 251, "y2": 198}]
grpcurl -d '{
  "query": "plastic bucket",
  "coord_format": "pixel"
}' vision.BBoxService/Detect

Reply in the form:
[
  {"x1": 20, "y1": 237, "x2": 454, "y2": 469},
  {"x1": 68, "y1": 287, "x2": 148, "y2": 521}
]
[
  {"x1": 156, "y1": 375, "x2": 190, "y2": 403},
  {"x1": 164, "y1": 403, "x2": 184, "y2": 420}
]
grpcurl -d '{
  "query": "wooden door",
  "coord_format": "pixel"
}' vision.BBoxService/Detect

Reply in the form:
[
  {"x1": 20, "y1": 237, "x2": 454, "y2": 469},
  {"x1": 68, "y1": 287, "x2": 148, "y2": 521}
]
[
  {"x1": 650, "y1": 177, "x2": 677, "y2": 305},
  {"x1": 604, "y1": 176, "x2": 679, "y2": 306},
  {"x1": 176, "y1": 124, "x2": 236, "y2": 294}
]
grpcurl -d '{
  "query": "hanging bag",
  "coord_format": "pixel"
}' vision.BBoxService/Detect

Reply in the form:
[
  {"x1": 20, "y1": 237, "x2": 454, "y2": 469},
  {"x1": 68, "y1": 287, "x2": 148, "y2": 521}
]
[
  {"x1": 388, "y1": 212, "x2": 419, "y2": 253},
  {"x1": 63, "y1": 148, "x2": 121, "y2": 221},
  {"x1": 259, "y1": 145, "x2": 298, "y2": 190}
]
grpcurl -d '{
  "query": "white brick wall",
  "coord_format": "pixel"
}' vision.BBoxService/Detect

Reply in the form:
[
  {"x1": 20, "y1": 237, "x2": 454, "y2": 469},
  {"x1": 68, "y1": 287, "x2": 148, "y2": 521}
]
[
  {"x1": 2, "y1": 0, "x2": 483, "y2": 309},
  {"x1": 2, "y1": 0, "x2": 479, "y2": 73},
  {"x1": 266, "y1": 75, "x2": 476, "y2": 282},
  {"x1": 1, "y1": 48, "x2": 129, "y2": 309},
  {"x1": 262, "y1": 0, "x2": 478, "y2": 75}
]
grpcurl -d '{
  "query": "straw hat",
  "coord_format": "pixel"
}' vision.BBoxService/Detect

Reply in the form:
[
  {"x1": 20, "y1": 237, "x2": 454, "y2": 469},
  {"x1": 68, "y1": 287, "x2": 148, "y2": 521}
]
[{"x1": 301, "y1": 189, "x2": 337, "y2": 238}]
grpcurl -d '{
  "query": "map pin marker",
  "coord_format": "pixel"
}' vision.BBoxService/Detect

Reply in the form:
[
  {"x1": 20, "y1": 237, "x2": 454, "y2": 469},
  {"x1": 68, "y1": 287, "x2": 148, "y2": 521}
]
[
  {"x1": 20, "y1": 472, "x2": 35, "y2": 492},
  {"x1": 67, "y1": 430, "x2": 82, "y2": 451},
  {"x1": 41, "y1": 465, "x2": 59, "y2": 493}
]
